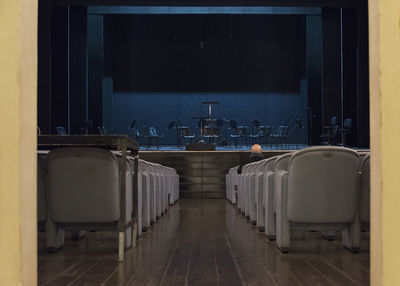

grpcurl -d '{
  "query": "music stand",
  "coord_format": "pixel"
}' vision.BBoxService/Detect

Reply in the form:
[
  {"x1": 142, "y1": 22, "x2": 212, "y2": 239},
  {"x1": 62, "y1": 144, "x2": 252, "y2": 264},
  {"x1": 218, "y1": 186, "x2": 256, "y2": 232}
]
[
  {"x1": 192, "y1": 115, "x2": 211, "y2": 144},
  {"x1": 201, "y1": 101, "x2": 219, "y2": 119}
]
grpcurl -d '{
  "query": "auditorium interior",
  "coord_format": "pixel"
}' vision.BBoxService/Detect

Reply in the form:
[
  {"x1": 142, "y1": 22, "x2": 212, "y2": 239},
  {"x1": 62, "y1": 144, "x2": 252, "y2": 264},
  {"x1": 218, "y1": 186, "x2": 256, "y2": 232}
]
[{"x1": 3, "y1": 0, "x2": 400, "y2": 285}]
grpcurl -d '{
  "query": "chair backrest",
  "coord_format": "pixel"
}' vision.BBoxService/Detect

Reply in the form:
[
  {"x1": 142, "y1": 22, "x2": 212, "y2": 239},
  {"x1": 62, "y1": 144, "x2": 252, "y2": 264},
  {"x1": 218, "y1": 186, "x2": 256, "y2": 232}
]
[
  {"x1": 330, "y1": 116, "x2": 337, "y2": 126},
  {"x1": 179, "y1": 126, "x2": 190, "y2": 136},
  {"x1": 278, "y1": 125, "x2": 288, "y2": 136},
  {"x1": 344, "y1": 118, "x2": 352, "y2": 129},
  {"x1": 359, "y1": 154, "x2": 370, "y2": 223},
  {"x1": 287, "y1": 146, "x2": 359, "y2": 223},
  {"x1": 149, "y1": 127, "x2": 157, "y2": 136},
  {"x1": 264, "y1": 157, "x2": 277, "y2": 172},
  {"x1": 275, "y1": 153, "x2": 292, "y2": 172},
  {"x1": 48, "y1": 148, "x2": 120, "y2": 223},
  {"x1": 56, "y1": 126, "x2": 66, "y2": 135},
  {"x1": 254, "y1": 159, "x2": 267, "y2": 172}
]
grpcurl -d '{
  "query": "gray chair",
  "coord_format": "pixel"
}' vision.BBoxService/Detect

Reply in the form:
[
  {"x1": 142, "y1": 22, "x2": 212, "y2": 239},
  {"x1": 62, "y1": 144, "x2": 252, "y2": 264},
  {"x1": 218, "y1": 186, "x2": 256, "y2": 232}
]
[
  {"x1": 138, "y1": 160, "x2": 151, "y2": 231},
  {"x1": 37, "y1": 153, "x2": 48, "y2": 230},
  {"x1": 226, "y1": 166, "x2": 239, "y2": 204},
  {"x1": 359, "y1": 154, "x2": 370, "y2": 226},
  {"x1": 275, "y1": 146, "x2": 359, "y2": 253},
  {"x1": 261, "y1": 157, "x2": 279, "y2": 239},
  {"x1": 47, "y1": 148, "x2": 134, "y2": 253}
]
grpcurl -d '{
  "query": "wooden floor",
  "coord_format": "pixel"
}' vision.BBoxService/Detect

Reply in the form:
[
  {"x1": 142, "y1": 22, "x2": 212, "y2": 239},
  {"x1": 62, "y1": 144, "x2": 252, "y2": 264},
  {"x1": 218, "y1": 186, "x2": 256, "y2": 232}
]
[{"x1": 38, "y1": 199, "x2": 370, "y2": 285}]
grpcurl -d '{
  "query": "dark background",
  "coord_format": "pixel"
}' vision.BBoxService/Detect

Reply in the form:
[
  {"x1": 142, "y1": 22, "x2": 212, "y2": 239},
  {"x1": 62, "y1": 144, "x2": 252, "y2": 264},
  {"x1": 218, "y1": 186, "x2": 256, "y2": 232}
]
[
  {"x1": 110, "y1": 14, "x2": 307, "y2": 143},
  {"x1": 37, "y1": 1, "x2": 370, "y2": 147}
]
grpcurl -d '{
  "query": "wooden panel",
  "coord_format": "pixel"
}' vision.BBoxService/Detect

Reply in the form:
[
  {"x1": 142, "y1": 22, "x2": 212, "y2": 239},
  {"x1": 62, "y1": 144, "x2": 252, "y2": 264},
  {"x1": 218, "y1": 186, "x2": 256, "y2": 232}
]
[{"x1": 139, "y1": 151, "x2": 290, "y2": 199}]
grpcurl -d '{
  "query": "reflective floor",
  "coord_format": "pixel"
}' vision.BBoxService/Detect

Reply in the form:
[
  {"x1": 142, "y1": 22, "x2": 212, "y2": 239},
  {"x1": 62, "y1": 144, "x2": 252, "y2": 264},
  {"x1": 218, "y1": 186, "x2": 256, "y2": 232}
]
[{"x1": 38, "y1": 199, "x2": 370, "y2": 285}]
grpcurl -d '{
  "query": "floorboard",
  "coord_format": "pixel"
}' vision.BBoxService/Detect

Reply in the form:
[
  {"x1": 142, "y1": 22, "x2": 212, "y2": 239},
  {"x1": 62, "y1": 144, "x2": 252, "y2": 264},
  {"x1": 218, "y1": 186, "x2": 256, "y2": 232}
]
[{"x1": 38, "y1": 199, "x2": 370, "y2": 286}]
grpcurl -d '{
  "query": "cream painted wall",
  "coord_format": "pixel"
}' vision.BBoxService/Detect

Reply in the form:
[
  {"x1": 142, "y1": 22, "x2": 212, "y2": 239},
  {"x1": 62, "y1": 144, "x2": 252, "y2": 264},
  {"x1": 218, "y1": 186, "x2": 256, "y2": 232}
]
[
  {"x1": 370, "y1": 0, "x2": 400, "y2": 285},
  {"x1": 0, "y1": 0, "x2": 38, "y2": 285}
]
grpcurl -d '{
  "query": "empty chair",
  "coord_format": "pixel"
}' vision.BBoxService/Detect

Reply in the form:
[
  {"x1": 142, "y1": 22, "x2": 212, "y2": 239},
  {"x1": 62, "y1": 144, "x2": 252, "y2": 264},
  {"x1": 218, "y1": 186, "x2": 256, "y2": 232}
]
[
  {"x1": 46, "y1": 148, "x2": 134, "y2": 253},
  {"x1": 178, "y1": 126, "x2": 196, "y2": 145},
  {"x1": 275, "y1": 146, "x2": 359, "y2": 253},
  {"x1": 138, "y1": 160, "x2": 151, "y2": 230},
  {"x1": 249, "y1": 120, "x2": 261, "y2": 144},
  {"x1": 271, "y1": 126, "x2": 289, "y2": 149},
  {"x1": 229, "y1": 120, "x2": 247, "y2": 147},
  {"x1": 342, "y1": 153, "x2": 370, "y2": 250},
  {"x1": 359, "y1": 154, "x2": 370, "y2": 226},
  {"x1": 37, "y1": 153, "x2": 48, "y2": 231},
  {"x1": 251, "y1": 159, "x2": 268, "y2": 230},
  {"x1": 339, "y1": 118, "x2": 353, "y2": 146},
  {"x1": 226, "y1": 166, "x2": 239, "y2": 204},
  {"x1": 262, "y1": 156, "x2": 279, "y2": 239},
  {"x1": 203, "y1": 126, "x2": 221, "y2": 144},
  {"x1": 321, "y1": 116, "x2": 339, "y2": 145},
  {"x1": 144, "y1": 127, "x2": 161, "y2": 149},
  {"x1": 240, "y1": 163, "x2": 253, "y2": 219},
  {"x1": 56, "y1": 126, "x2": 66, "y2": 135},
  {"x1": 127, "y1": 157, "x2": 143, "y2": 237},
  {"x1": 258, "y1": 126, "x2": 272, "y2": 146},
  {"x1": 274, "y1": 152, "x2": 292, "y2": 217}
]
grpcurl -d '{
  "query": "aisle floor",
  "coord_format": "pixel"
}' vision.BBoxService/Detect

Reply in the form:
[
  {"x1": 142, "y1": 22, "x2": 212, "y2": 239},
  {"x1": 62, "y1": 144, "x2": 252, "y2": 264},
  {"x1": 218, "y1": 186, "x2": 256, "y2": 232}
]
[{"x1": 38, "y1": 199, "x2": 370, "y2": 286}]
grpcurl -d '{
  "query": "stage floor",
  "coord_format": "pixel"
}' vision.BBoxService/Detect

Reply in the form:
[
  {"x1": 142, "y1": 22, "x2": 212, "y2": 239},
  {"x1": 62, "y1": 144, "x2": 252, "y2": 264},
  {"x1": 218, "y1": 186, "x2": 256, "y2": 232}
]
[{"x1": 38, "y1": 199, "x2": 370, "y2": 285}]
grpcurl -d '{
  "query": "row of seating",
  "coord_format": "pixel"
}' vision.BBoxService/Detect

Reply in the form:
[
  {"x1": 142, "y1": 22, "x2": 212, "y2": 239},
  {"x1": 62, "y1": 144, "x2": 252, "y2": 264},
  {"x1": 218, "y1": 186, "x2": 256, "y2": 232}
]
[
  {"x1": 226, "y1": 146, "x2": 370, "y2": 253},
  {"x1": 38, "y1": 148, "x2": 179, "y2": 257}
]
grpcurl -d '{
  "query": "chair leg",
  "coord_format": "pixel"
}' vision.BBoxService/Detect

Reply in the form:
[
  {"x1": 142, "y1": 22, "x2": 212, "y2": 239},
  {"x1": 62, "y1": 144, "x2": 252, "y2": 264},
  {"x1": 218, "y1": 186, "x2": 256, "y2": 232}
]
[
  {"x1": 342, "y1": 217, "x2": 361, "y2": 253},
  {"x1": 46, "y1": 218, "x2": 64, "y2": 252}
]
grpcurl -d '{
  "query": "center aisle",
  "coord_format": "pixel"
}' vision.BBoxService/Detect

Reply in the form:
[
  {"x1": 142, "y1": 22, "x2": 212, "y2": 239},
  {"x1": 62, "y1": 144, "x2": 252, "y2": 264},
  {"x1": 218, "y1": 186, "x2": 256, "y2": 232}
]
[{"x1": 38, "y1": 199, "x2": 369, "y2": 285}]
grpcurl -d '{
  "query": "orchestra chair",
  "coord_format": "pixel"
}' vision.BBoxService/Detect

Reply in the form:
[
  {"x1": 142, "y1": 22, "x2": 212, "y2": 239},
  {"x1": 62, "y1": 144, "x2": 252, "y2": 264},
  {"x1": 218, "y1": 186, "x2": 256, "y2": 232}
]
[
  {"x1": 338, "y1": 118, "x2": 353, "y2": 146},
  {"x1": 275, "y1": 146, "x2": 360, "y2": 253},
  {"x1": 320, "y1": 116, "x2": 339, "y2": 145},
  {"x1": 178, "y1": 127, "x2": 196, "y2": 145},
  {"x1": 259, "y1": 126, "x2": 273, "y2": 147},
  {"x1": 203, "y1": 126, "x2": 221, "y2": 144},
  {"x1": 249, "y1": 120, "x2": 261, "y2": 144},
  {"x1": 144, "y1": 127, "x2": 161, "y2": 149},
  {"x1": 271, "y1": 125, "x2": 289, "y2": 149},
  {"x1": 229, "y1": 120, "x2": 248, "y2": 147},
  {"x1": 56, "y1": 126, "x2": 67, "y2": 135}
]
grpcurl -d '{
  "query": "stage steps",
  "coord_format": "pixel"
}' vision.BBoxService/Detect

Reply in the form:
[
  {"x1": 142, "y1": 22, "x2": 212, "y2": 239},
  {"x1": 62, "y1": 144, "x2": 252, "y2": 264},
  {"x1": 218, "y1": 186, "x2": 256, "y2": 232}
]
[{"x1": 140, "y1": 151, "x2": 287, "y2": 199}]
